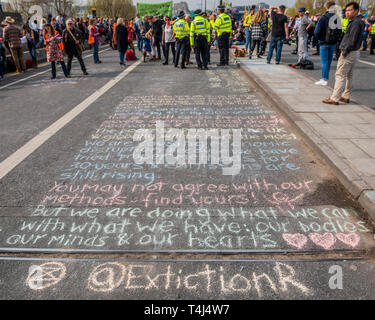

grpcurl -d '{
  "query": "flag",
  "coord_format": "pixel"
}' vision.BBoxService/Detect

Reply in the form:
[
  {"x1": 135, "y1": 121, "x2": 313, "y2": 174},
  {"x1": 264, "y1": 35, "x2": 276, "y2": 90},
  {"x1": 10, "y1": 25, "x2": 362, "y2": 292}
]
[{"x1": 136, "y1": 1, "x2": 173, "y2": 17}]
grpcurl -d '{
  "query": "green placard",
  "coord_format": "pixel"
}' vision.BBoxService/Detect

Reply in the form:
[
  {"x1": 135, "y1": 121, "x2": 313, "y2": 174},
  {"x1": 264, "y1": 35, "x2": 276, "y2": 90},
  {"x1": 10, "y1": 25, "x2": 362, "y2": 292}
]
[{"x1": 137, "y1": 1, "x2": 173, "y2": 17}]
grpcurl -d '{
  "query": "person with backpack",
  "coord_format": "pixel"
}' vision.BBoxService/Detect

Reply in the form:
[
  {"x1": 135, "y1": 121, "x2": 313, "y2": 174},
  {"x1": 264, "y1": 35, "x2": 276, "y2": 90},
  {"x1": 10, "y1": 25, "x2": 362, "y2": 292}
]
[
  {"x1": 314, "y1": 1, "x2": 340, "y2": 86},
  {"x1": 323, "y1": 2, "x2": 364, "y2": 105}
]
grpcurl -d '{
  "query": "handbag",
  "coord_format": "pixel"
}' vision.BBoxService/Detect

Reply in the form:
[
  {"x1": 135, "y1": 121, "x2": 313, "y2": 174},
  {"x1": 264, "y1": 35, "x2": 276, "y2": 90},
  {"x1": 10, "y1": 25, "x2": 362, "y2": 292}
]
[{"x1": 67, "y1": 28, "x2": 84, "y2": 53}]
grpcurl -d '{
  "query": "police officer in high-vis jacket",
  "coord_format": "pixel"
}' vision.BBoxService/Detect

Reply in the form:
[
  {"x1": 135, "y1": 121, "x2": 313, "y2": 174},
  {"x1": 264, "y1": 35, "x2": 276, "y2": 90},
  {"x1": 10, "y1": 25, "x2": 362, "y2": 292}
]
[
  {"x1": 190, "y1": 9, "x2": 211, "y2": 70},
  {"x1": 214, "y1": 5, "x2": 232, "y2": 66},
  {"x1": 173, "y1": 11, "x2": 190, "y2": 69}
]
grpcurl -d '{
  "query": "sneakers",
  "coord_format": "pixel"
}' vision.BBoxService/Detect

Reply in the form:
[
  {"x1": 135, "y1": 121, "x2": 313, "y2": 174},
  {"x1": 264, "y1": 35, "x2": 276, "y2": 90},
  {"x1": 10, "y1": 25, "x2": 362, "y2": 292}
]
[{"x1": 315, "y1": 79, "x2": 328, "y2": 86}]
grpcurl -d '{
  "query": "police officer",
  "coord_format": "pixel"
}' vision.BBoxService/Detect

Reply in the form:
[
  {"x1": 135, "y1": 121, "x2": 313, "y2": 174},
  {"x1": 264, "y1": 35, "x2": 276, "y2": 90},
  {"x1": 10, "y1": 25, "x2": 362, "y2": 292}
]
[
  {"x1": 190, "y1": 9, "x2": 211, "y2": 70},
  {"x1": 214, "y1": 5, "x2": 232, "y2": 66},
  {"x1": 370, "y1": 21, "x2": 375, "y2": 55},
  {"x1": 173, "y1": 11, "x2": 190, "y2": 69}
]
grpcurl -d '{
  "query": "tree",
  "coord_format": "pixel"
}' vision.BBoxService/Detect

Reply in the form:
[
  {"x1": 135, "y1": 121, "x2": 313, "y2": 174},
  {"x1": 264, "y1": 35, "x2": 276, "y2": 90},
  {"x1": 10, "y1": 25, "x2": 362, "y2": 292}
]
[{"x1": 86, "y1": 0, "x2": 136, "y2": 19}]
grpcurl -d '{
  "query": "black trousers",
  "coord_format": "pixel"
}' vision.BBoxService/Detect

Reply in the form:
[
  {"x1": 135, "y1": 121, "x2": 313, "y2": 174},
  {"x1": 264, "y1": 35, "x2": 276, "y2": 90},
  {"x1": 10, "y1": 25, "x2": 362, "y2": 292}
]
[
  {"x1": 67, "y1": 49, "x2": 86, "y2": 74},
  {"x1": 165, "y1": 42, "x2": 176, "y2": 64},
  {"x1": 218, "y1": 32, "x2": 230, "y2": 65},
  {"x1": 370, "y1": 34, "x2": 375, "y2": 53},
  {"x1": 194, "y1": 35, "x2": 209, "y2": 68},
  {"x1": 51, "y1": 61, "x2": 68, "y2": 78},
  {"x1": 250, "y1": 39, "x2": 262, "y2": 55},
  {"x1": 175, "y1": 37, "x2": 188, "y2": 67}
]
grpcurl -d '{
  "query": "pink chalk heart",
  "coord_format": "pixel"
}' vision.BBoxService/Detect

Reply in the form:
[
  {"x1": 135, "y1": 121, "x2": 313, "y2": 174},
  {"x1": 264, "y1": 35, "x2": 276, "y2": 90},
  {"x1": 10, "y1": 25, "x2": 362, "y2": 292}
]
[
  {"x1": 282, "y1": 233, "x2": 308, "y2": 249},
  {"x1": 336, "y1": 233, "x2": 361, "y2": 248},
  {"x1": 309, "y1": 233, "x2": 336, "y2": 250}
]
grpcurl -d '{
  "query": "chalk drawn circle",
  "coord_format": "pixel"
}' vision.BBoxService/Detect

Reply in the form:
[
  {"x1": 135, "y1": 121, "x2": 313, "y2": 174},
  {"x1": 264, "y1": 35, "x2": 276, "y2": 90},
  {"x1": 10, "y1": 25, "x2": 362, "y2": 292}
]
[
  {"x1": 26, "y1": 262, "x2": 66, "y2": 290},
  {"x1": 88, "y1": 263, "x2": 126, "y2": 292}
]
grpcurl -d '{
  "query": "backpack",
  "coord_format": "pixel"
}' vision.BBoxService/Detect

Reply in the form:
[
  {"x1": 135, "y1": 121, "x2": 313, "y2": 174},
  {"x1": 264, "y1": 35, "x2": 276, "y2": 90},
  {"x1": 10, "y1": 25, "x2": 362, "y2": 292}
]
[
  {"x1": 126, "y1": 49, "x2": 136, "y2": 61},
  {"x1": 299, "y1": 59, "x2": 314, "y2": 70},
  {"x1": 325, "y1": 13, "x2": 342, "y2": 44}
]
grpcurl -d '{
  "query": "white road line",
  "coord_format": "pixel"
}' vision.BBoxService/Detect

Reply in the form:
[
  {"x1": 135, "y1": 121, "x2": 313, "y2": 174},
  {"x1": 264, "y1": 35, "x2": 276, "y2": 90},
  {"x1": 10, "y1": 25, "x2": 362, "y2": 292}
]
[
  {"x1": 0, "y1": 47, "x2": 111, "y2": 90},
  {"x1": 0, "y1": 59, "x2": 142, "y2": 180},
  {"x1": 358, "y1": 59, "x2": 375, "y2": 67}
]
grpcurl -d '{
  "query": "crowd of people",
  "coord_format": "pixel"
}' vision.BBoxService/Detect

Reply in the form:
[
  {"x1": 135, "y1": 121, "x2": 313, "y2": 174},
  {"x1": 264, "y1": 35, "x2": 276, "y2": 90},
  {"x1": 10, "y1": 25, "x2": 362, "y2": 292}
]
[{"x1": 0, "y1": 1, "x2": 373, "y2": 108}]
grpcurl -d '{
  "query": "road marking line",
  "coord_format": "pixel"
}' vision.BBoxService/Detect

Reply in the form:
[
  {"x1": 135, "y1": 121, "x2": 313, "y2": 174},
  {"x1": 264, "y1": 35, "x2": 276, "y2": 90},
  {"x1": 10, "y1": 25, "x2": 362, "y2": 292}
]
[
  {"x1": 358, "y1": 59, "x2": 375, "y2": 67},
  {"x1": 0, "y1": 47, "x2": 111, "y2": 90},
  {"x1": 0, "y1": 60, "x2": 142, "y2": 180}
]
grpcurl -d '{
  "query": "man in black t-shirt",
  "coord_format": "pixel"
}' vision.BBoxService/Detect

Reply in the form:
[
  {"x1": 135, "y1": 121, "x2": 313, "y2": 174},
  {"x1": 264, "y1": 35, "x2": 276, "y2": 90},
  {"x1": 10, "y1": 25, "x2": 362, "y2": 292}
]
[
  {"x1": 151, "y1": 16, "x2": 164, "y2": 60},
  {"x1": 266, "y1": 5, "x2": 289, "y2": 64}
]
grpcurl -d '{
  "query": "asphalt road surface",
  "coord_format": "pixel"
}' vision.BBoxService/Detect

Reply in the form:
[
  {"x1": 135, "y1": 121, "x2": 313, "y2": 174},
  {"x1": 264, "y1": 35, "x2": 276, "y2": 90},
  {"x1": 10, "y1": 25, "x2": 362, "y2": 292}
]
[
  {"x1": 280, "y1": 44, "x2": 375, "y2": 110},
  {"x1": 0, "y1": 47, "x2": 374, "y2": 299}
]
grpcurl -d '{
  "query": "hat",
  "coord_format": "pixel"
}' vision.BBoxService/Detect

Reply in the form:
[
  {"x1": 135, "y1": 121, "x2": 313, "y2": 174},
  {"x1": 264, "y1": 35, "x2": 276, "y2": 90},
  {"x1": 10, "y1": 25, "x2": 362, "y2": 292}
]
[
  {"x1": 178, "y1": 11, "x2": 185, "y2": 18},
  {"x1": 4, "y1": 16, "x2": 15, "y2": 24},
  {"x1": 202, "y1": 12, "x2": 208, "y2": 17},
  {"x1": 298, "y1": 8, "x2": 306, "y2": 12},
  {"x1": 217, "y1": 5, "x2": 225, "y2": 10},
  {"x1": 194, "y1": 9, "x2": 202, "y2": 15}
]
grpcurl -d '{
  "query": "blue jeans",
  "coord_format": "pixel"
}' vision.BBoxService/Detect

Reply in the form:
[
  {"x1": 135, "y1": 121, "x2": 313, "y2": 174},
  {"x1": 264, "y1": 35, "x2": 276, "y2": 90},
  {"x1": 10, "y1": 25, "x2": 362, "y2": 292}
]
[
  {"x1": 320, "y1": 43, "x2": 336, "y2": 81},
  {"x1": 267, "y1": 36, "x2": 283, "y2": 63},
  {"x1": 245, "y1": 28, "x2": 252, "y2": 51},
  {"x1": 119, "y1": 51, "x2": 125, "y2": 63},
  {"x1": 136, "y1": 31, "x2": 143, "y2": 51},
  {"x1": 93, "y1": 40, "x2": 99, "y2": 63}
]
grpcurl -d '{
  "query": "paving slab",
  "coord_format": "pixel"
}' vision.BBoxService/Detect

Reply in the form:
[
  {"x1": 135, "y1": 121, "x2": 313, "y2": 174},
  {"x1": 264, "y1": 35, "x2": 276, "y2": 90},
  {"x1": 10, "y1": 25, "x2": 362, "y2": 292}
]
[{"x1": 237, "y1": 56, "x2": 375, "y2": 220}]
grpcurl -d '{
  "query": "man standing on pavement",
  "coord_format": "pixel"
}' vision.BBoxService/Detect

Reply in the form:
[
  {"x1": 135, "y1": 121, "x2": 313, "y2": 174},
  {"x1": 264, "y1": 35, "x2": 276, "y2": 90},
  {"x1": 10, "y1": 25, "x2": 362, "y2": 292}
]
[
  {"x1": 3, "y1": 16, "x2": 26, "y2": 74},
  {"x1": 173, "y1": 11, "x2": 190, "y2": 69},
  {"x1": 314, "y1": 1, "x2": 341, "y2": 86},
  {"x1": 151, "y1": 15, "x2": 163, "y2": 60},
  {"x1": 323, "y1": 2, "x2": 364, "y2": 105},
  {"x1": 294, "y1": 8, "x2": 312, "y2": 67},
  {"x1": 190, "y1": 9, "x2": 210, "y2": 70},
  {"x1": 214, "y1": 6, "x2": 232, "y2": 66},
  {"x1": 63, "y1": 19, "x2": 88, "y2": 76},
  {"x1": 267, "y1": 5, "x2": 289, "y2": 64}
]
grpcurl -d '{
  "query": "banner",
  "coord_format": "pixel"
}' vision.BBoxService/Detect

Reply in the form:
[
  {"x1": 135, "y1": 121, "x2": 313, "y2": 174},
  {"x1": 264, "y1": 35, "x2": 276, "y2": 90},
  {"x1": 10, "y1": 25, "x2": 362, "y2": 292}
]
[{"x1": 137, "y1": 1, "x2": 173, "y2": 17}]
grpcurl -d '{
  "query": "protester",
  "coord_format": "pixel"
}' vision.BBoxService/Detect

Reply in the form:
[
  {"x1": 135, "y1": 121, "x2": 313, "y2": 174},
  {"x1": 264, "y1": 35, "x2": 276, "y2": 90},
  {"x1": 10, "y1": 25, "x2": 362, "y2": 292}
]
[
  {"x1": 162, "y1": 16, "x2": 175, "y2": 65},
  {"x1": 134, "y1": 13, "x2": 143, "y2": 52},
  {"x1": 3, "y1": 16, "x2": 26, "y2": 74},
  {"x1": 151, "y1": 15, "x2": 163, "y2": 60},
  {"x1": 267, "y1": 6, "x2": 289, "y2": 64},
  {"x1": 141, "y1": 15, "x2": 152, "y2": 62},
  {"x1": 62, "y1": 19, "x2": 88, "y2": 76},
  {"x1": 314, "y1": 1, "x2": 338, "y2": 86},
  {"x1": 370, "y1": 20, "x2": 375, "y2": 54},
  {"x1": 0, "y1": 22, "x2": 6, "y2": 80},
  {"x1": 295, "y1": 8, "x2": 312, "y2": 66},
  {"x1": 323, "y1": 2, "x2": 364, "y2": 105},
  {"x1": 44, "y1": 23, "x2": 69, "y2": 79},
  {"x1": 243, "y1": 5, "x2": 256, "y2": 53},
  {"x1": 88, "y1": 18, "x2": 101, "y2": 64},
  {"x1": 248, "y1": 10, "x2": 267, "y2": 59},
  {"x1": 115, "y1": 18, "x2": 129, "y2": 66},
  {"x1": 23, "y1": 25, "x2": 38, "y2": 68}
]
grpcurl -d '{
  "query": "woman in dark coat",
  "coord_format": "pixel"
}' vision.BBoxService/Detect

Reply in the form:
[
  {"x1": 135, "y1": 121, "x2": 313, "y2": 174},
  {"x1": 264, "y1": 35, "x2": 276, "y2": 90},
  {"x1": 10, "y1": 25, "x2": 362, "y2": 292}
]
[{"x1": 115, "y1": 18, "x2": 128, "y2": 66}]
